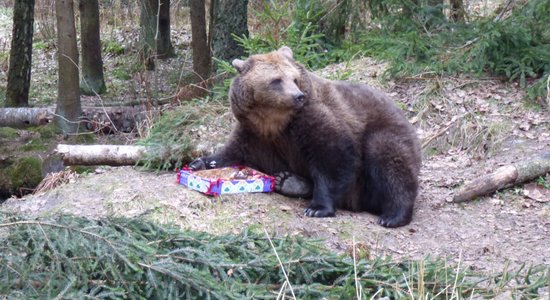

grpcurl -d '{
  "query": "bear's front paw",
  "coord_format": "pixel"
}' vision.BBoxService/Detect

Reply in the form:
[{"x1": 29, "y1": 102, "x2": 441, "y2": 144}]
[
  {"x1": 189, "y1": 158, "x2": 206, "y2": 170},
  {"x1": 304, "y1": 204, "x2": 335, "y2": 218}
]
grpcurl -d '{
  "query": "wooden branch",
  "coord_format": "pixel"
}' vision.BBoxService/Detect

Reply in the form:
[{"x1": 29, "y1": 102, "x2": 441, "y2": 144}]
[
  {"x1": 453, "y1": 151, "x2": 550, "y2": 202},
  {"x1": 56, "y1": 144, "x2": 147, "y2": 166}
]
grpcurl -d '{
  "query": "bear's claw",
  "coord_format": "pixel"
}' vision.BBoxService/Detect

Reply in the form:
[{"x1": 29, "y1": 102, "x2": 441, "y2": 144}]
[
  {"x1": 304, "y1": 205, "x2": 335, "y2": 218},
  {"x1": 189, "y1": 158, "x2": 206, "y2": 171},
  {"x1": 377, "y1": 213, "x2": 411, "y2": 228}
]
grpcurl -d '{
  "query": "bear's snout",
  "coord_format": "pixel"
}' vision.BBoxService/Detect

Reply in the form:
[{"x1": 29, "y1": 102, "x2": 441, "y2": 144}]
[{"x1": 293, "y1": 92, "x2": 305, "y2": 106}]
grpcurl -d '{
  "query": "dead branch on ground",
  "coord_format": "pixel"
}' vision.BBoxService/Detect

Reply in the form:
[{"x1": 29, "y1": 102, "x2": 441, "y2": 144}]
[
  {"x1": 453, "y1": 151, "x2": 550, "y2": 202},
  {"x1": 56, "y1": 144, "x2": 147, "y2": 166}
]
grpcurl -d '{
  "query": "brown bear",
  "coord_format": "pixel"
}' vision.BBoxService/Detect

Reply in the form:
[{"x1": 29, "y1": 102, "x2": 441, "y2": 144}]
[{"x1": 190, "y1": 46, "x2": 421, "y2": 228}]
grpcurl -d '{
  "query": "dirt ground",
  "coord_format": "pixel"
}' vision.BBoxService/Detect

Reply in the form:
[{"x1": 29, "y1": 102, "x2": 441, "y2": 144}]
[{"x1": 2, "y1": 57, "x2": 549, "y2": 275}]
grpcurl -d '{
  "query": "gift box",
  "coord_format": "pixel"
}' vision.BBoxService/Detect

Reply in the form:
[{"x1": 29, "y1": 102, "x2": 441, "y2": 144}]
[{"x1": 177, "y1": 166, "x2": 275, "y2": 196}]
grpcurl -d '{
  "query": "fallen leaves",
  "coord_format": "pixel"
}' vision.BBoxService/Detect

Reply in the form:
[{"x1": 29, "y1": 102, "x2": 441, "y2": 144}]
[{"x1": 523, "y1": 182, "x2": 550, "y2": 203}]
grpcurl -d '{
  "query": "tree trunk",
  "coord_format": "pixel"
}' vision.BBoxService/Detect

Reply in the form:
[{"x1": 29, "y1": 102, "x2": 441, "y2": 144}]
[
  {"x1": 211, "y1": 0, "x2": 248, "y2": 63},
  {"x1": 453, "y1": 152, "x2": 550, "y2": 202},
  {"x1": 449, "y1": 0, "x2": 465, "y2": 22},
  {"x1": 157, "y1": 0, "x2": 175, "y2": 58},
  {"x1": 56, "y1": 144, "x2": 147, "y2": 166},
  {"x1": 139, "y1": 0, "x2": 158, "y2": 70},
  {"x1": 190, "y1": 0, "x2": 211, "y2": 81},
  {"x1": 79, "y1": 0, "x2": 106, "y2": 95},
  {"x1": 55, "y1": 0, "x2": 82, "y2": 134},
  {"x1": 5, "y1": 0, "x2": 35, "y2": 108}
]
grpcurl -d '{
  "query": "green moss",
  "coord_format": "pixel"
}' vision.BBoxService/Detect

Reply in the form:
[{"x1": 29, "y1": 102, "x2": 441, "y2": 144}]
[
  {"x1": 21, "y1": 138, "x2": 48, "y2": 152},
  {"x1": 103, "y1": 39, "x2": 125, "y2": 55},
  {"x1": 0, "y1": 127, "x2": 19, "y2": 139},
  {"x1": 112, "y1": 68, "x2": 131, "y2": 80},
  {"x1": 36, "y1": 123, "x2": 61, "y2": 139},
  {"x1": 10, "y1": 157, "x2": 43, "y2": 191},
  {"x1": 65, "y1": 132, "x2": 96, "y2": 144},
  {"x1": 73, "y1": 166, "x2": 94, "y2": 174},
  {"x1": 33, "y1": 40, "x2": 49, "y2": 50}
]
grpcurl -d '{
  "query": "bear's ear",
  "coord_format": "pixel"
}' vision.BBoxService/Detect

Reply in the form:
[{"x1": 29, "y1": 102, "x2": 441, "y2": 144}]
[
  {"x1": 279, "y1": 46, "x2": 294, "y2": 60},
  {"x1": 232, "y1": 59, "x2": 246, "y2": 73}
]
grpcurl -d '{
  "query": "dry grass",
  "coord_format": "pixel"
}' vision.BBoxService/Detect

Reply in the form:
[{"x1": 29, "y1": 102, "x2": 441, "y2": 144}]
[{"x1": 34, "y1": 169, "x2": 79, "y2": 194}]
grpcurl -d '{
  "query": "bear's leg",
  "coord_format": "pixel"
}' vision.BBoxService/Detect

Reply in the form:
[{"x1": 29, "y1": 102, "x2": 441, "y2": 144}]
[
  {"x1": 303, "y1": 148, "x2": 358, "y2": 218},
  {"x1": 274, "y1": 171, "x2": 313, "y2": 198},
  {"x1": 189, "y1": 133, "x2": 249, "y2": 171},
  {"x1": 363, "y1": 131, "x2": 419, "y2": 228},
  {"x1": 304, "y1": 174, "x2": 336, "y2": 217}
]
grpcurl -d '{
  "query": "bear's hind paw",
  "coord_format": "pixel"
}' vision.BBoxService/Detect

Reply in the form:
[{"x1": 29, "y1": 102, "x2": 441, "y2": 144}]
[{"x1": 274, "y1": 171, "x2": 312, "y2": 198}]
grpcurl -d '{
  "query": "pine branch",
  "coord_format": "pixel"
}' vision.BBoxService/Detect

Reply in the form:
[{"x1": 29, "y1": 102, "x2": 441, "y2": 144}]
[{"x1": 0, "y1": 213, "x2": 547, "y2": 299}]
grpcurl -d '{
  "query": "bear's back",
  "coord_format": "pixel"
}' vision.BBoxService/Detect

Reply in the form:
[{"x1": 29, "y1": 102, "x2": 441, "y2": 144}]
[{"x1": 307, "y1": 74, "x2": 410, "y2": 134}]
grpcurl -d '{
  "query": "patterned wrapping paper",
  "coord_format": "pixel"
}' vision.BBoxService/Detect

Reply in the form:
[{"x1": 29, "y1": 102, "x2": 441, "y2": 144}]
[{"x1": 177, "y1": 166, "x2": 275, "y2": 196}]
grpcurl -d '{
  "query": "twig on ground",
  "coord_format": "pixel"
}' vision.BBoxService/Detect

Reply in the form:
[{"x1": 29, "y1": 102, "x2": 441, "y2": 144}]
[
  {"x1": 353, "y1": 236, "x2": 363, "y2": 300},
  {"x1": 421, "y1": 113, "x2": 470, "y2": 149},
  {"x1": 450, "y1": 251, "x2": 463, "y2": 300},
  {"x1": 264, "y1": 228, "x2": 296, "y2": 300}
]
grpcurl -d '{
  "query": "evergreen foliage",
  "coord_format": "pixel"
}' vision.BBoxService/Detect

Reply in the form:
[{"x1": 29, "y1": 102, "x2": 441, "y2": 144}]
[
  {"x1": 235, "y1": 1, "x2": 336, "y2": 69},
  {"x1": 240, "y1": 0, "x2": 549, "y2": 102},
  {"x1": 0, "y1": 213, "x2": 547, "y2": 299},
  {"x1": 360, "y1": 0, "x2": 550, "y2": 100},
  {"x1": 137, "y1": 103, "x2": 213, "y2": 170}
]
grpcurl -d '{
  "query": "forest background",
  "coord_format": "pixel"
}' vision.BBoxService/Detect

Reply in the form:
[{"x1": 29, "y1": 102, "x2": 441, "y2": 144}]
[{"x1": 0, "y1": 0, "x2": 549, "y2": 298}]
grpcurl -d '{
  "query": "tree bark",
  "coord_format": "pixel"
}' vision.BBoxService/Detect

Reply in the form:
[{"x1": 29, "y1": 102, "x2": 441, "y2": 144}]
[
  {"x1": 55, "y1": 0, "x2": 82, "y2": 134},
  {"x1": 79, "y1": 0, "x2": 106, "y2": 95},
  {"x1": 157, "y1": 0, "x2": 175, "y2": 58},
  {"x1": 450, "y1": 0, "x2": 465, "y2": 22},
  {"x1": 190, "y1": 0, "x2": 211, "y2": 81},
  {"x1": 211, "y1": 0, "x2": 248, "y2": 63},
  {"x1": 139, "y1": 0, "x2": 158, "y2": 70},
  {"x1": 453, "y1": 152, "x2": 550, "y2": 202},
  {"x1": 56, "y1": 144, "x2": 147, "y2": 166},
  {"x1": 5, "y1": 0, "x2": 35, "y2": 107}
]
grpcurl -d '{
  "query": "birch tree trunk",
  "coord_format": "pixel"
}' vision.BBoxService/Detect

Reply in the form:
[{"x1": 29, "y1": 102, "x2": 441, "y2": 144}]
[{"x1": 56, "y1": 144, "x2": 147, "y2": 166}]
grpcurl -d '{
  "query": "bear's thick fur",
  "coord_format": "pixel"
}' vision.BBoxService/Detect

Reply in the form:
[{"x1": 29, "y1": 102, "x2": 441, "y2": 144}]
[{"x1": 190, "y1": 46, "x2": 421, "y2": 227}]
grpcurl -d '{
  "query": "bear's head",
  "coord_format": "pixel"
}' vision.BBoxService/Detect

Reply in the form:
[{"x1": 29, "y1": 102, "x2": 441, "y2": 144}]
[{"x1": 229, "y1": 46, "x2": 312, "y2": 139}]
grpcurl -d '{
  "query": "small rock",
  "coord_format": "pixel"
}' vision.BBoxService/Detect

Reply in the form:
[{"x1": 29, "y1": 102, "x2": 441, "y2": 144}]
[{"x1": 280, "y1": 205, "x2": 292, "y2": 212}]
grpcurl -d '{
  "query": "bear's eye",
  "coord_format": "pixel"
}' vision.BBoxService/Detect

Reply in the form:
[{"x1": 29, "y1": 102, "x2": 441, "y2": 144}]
[
  {"x1": 294, "y1": 79, "x2": 299, "y2": 85},
  {"x1": 270, "y1": 78, "x2": 282, "y2": 85}
]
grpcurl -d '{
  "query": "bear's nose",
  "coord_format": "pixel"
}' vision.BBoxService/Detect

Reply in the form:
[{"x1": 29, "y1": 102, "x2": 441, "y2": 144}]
[{"x1": 294, "y1": 92, "x2": 305, "y2": 104}]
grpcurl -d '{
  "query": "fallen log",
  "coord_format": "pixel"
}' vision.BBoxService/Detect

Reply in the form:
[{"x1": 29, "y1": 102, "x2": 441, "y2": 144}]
[
  {"x1": 453, "y1": 151, "x2": 550, "y2": 202},
  {"x1": 0, "y1": 107, "x2": 54, "y2": 128},
  {"x1": 0, "y1": 106, "x2": 159, "y2": 132},
  {"x1": 56, "y1": 144, "x2": 147, "y2": 166}
]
